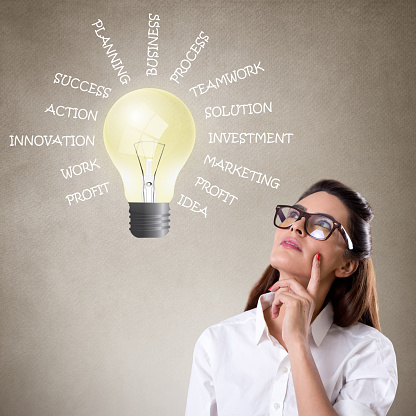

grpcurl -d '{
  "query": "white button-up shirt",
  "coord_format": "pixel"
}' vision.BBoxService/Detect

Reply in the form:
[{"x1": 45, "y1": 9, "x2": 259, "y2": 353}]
[{"x1": 185, "y1": 292, "x2": 397, "y2": 416}]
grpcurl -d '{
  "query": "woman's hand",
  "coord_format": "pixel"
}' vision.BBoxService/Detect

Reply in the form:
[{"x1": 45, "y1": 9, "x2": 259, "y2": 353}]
[{"x1": 269, "y1": 253, "x2": 321, "y2": 349}]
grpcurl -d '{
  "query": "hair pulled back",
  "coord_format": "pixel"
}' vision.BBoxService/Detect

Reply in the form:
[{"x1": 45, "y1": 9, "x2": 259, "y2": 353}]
[{"x1": 245, "y1": 179, "x2": 380, "y2": 331}]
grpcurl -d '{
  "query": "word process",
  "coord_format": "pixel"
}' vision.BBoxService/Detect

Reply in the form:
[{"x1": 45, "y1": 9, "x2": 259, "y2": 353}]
[{"x1": 170, "y1": 31, "x2": 209, "y2": 84}]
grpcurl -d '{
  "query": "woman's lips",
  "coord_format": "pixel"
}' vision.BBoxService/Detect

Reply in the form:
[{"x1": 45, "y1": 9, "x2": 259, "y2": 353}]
[{"x1": 280, "y1": 238, "x2": 302, "y2": 251}]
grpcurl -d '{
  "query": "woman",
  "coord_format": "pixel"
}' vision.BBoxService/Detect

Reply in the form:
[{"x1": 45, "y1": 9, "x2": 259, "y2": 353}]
[{"x1": 185, "y1": 180, "x2": 397, "y2": 416}]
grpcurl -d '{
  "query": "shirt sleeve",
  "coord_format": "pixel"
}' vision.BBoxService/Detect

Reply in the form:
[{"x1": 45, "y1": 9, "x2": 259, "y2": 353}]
[
  {"x1": 333, "y1": 335, "x2": 398, "y2": 416},
  {"x1": 185, "y1": 331, "x2": 218, "y2": 416}
]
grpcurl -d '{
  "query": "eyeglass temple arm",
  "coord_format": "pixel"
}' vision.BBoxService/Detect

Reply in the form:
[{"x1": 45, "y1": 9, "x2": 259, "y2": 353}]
[{"x1": 339, "y1": 225, "x2": 354, "y2": 250}]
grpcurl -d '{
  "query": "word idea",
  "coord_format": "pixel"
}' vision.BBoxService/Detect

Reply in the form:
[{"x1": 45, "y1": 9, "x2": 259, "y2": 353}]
[
  {"x1": 177, "y1": 194, "x2": 207, "y2": 218},
  {"x1": 66, "y1": 182, "x2": 109, "y2": 206}
]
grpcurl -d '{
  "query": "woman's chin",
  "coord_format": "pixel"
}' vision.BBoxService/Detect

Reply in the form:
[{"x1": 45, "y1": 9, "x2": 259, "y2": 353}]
[{"x1": 270, "y1": 254, "x2": 309, "y2": 280}]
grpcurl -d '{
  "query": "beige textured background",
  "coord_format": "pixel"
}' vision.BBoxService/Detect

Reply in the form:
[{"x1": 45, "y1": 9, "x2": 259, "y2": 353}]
[{"x1": 1, "y1": 0, "x2": 415, "y2": 415}]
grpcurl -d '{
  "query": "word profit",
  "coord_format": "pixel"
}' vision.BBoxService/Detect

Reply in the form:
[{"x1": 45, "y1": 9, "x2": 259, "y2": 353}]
[
  {"x1": 195, "y1": 177, "x2": 237, "y2": 205},
  {"x1": 66, "y1": 182, "x2": 109, "y2": 206}
]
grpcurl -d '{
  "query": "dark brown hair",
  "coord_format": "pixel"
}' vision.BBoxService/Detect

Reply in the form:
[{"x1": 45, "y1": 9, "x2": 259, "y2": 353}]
[{"x1": 245, "y1": 179, "x2": 380, "y2": 331}]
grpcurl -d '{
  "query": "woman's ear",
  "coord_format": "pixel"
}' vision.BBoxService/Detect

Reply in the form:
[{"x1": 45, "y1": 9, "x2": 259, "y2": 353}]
[{"x1": 335, "y1": 259, "x2": 359, "y2": 278}]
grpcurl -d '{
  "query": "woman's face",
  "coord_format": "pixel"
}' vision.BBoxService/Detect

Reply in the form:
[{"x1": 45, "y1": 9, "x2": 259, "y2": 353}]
[{"x1": 270, "y1": 191, "x2": 352, "y2": 288}]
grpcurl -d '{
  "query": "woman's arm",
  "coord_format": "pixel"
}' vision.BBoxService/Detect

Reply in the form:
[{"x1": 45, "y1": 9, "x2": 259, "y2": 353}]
[
  {"x1": 270, "y1": 254, "x2": 338, "y2": 416},
  {"x1": 289, "y1": 339, "x2": 338, "y2": 416}
]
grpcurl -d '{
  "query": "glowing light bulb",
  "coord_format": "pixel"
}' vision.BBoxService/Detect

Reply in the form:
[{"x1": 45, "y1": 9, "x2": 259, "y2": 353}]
[{"x1": 103, "y1": 88, "x2": 195, "y2": 238}]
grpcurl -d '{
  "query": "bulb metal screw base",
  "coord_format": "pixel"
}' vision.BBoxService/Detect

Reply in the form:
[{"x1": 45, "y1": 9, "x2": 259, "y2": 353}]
[{"x1": 129, "y1": 202, "x2": 170, "y2": 238}]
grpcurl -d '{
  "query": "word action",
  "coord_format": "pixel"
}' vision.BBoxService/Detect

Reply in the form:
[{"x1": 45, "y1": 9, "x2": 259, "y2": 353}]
[
  {"x1": 61, "y1": 159, "x2": 100, "y2": 179},
  {"x1": 195, "y1": 177, "x2": 237, "y2": 205},
  {"x1": 66, "y1": 182, "x2": 109, "y2": 206},
  {"x1": 92, "y1": 19, "x2": 130, "y2": 85},
  {"x1": 189, "y1": 62, "x2": 264, "y2": 97},
  {"x1": 53, "y1": 73, "x2": 111, "y2": 98},
  {"x1": 146, "y1": 13, "x2": 160, "y2": 76},
  {"x1": 177, "y1": 194, "x2": 207, "y2": 218},
  {"x1": 45, "y1": 104, "x2": 97, "y2": 121},
  {"x1": 170, "y1": 31, "x2": 209, "y2": 84}
]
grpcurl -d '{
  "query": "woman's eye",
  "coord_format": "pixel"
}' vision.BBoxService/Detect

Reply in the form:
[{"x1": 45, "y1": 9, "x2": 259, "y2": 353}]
[
  {"x1": 287, "y1": 210, "x2": 299, "y2": 218},
  {"x1": 315, "y1": 219, "x2": 332, "y2": 230}
]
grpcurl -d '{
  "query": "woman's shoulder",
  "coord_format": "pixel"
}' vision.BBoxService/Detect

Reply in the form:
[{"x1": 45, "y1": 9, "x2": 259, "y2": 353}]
[
  {"x1": 328, "y1": 321, "x2": 396, "y2": 368},
  {"x1": 331, "y1": 321, "x2": 394, "y2": 347},
  {"x1": 197, "y1": 308, "x2": 257, "y2": 345}
]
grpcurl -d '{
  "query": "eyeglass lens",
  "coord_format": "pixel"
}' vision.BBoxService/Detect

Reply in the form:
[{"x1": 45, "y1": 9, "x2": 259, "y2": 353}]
[{"x1": 276, "y1": 207, "x2": 334, "y2": 240}]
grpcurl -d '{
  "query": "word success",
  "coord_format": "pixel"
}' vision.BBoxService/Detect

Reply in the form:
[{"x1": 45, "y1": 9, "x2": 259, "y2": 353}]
[{"x1": 53, "y1": 73, "x2": 111, "y2": 98}]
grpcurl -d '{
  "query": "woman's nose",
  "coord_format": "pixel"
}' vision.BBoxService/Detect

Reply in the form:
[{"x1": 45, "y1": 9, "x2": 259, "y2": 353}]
[{"x1": 290, "y1": 217, "x2": 306, "y2": 236}]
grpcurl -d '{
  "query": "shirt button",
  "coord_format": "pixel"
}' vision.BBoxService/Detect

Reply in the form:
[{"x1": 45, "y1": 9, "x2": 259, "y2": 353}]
[
  {"x1": 281, "y1": 366, "x2": 288, "y2": 373},
  {"x1": 274, "y1": 403, "x2": 280, "y2": 409}
]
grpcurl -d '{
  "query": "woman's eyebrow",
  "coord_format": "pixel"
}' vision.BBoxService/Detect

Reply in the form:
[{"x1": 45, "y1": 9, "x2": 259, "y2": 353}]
[{"x1": 293, "y1": 204, "x2": 306, "y2": 210}]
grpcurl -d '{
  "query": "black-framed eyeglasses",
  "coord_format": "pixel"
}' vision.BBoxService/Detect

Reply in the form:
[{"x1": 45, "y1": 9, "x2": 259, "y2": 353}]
[{"x1": 274, "y1": 205, "x2": 354, "y2": 250}]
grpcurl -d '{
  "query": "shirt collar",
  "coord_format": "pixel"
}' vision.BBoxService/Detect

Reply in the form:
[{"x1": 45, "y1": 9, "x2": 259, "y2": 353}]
[{"x1": 254, "y1": 292, "x2": 334, "y2": 347}]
